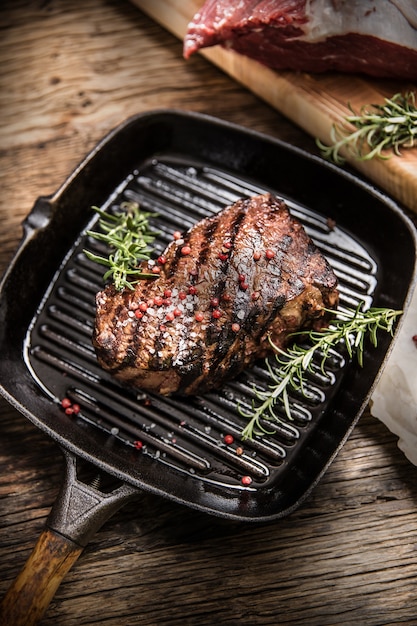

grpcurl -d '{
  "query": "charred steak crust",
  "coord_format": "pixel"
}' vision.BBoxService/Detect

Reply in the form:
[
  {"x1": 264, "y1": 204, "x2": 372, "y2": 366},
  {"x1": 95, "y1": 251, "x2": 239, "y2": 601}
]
[{"x1": 93, "y1": 193, "x2": 339, "y2": 395}]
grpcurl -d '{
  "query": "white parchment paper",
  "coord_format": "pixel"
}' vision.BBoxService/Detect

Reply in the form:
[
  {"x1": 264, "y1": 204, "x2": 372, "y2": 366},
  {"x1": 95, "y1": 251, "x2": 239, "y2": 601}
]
[{"x1": 371, "y1": 283, "x2": 417, "y2": 464}]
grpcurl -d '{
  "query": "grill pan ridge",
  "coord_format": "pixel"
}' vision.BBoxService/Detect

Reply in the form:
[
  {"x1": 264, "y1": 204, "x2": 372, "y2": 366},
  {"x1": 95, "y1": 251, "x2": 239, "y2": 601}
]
[{"x1": 0, "y1": 110, "x2": 416, "y2": 625}]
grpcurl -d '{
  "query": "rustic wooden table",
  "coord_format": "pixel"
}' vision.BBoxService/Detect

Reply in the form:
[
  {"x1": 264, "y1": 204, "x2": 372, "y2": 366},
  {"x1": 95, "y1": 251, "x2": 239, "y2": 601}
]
[{"x1": 1, "y1": 2, "x2": 417, "y2": 625}]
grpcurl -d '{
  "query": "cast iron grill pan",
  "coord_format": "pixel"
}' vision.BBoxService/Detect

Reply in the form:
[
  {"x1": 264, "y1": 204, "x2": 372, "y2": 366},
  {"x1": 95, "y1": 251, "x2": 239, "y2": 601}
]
[{"x1": 1, "y1": 111, "x2": 415, "y2": 625}]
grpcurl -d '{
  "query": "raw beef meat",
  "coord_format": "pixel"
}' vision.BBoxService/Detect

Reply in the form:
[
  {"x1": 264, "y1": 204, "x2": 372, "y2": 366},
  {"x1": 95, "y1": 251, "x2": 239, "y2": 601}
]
[{"x1": 184, "y1": 0, "x2": 417, "y2": 80}]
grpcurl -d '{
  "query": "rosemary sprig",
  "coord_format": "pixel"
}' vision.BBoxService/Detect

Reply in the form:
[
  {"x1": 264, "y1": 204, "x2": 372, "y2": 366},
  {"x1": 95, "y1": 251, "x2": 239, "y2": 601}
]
[
  {"x1": 317, "y1": 91, "x2": 417, "y2": 164},
  {"x1": 240, "y1": 305, "x2": 402, "y2": 440},
  {"x1": 84, "y1": 201, "x2": 158, "y2": 290}
]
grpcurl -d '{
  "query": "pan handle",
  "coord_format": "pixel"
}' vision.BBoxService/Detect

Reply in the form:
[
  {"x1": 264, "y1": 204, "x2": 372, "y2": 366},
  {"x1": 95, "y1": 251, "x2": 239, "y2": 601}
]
[{"x1": 0, "y1": 448, "x2": 140, "y2": 626}]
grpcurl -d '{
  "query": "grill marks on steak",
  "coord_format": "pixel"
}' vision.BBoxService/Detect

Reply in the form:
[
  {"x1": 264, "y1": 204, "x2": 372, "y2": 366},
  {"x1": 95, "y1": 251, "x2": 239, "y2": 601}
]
[
  {"x1": 184, "y1": 0, "x2": 417, "y2": 80},
  {"x1": 93, "y1": 194, "x2": 338, "y2": 396}
]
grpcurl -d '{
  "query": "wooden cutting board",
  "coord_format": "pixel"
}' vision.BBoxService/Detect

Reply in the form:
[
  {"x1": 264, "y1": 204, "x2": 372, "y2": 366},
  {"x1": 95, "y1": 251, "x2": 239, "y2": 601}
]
[{"x1": 132, "y1": 0, "x2": 417, "y2": 214}]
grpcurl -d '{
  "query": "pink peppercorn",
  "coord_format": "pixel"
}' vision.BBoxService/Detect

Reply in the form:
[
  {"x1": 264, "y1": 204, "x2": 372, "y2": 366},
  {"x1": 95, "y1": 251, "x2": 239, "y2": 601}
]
[
  {"x1": 224, "y1": 434, "x2": 234, "y2": 445},
  {"x1": 181, "y1": 245, "x2": 192, "y2": 255},
  {"x1": 241, "y1": 476, "x2": 253, "y2": 486},
  {"x1": 265, "y1": 249, "x2": 275, "y2": 259},
  {"x1": 212, "y1": 309, "x2": 221, "y2": 319},
  {"x1": 195, "y1": 312, "x2": 204, "y2": 322}
]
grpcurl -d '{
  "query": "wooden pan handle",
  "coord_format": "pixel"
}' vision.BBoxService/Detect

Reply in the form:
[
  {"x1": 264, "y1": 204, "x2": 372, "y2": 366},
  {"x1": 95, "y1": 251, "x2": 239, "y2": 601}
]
[
  {"x1": 0, "y1": 449, "x2": 140, "y2": 625},
  {"x1": 0, "y1": 529, "x2": 83, "y2": 626}
]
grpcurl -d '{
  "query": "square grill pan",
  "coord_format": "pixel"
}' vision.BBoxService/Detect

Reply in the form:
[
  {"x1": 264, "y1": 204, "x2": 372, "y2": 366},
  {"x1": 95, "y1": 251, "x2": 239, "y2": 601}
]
[{"x1": 1, "y1": 109, "x2": 416, "y2": 523}]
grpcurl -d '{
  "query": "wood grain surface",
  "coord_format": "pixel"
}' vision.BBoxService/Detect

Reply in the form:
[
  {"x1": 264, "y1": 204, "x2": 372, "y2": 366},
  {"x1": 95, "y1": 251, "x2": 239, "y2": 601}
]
[{"x1": 1, "y1": 2, "x2": 417, "y2": 625}]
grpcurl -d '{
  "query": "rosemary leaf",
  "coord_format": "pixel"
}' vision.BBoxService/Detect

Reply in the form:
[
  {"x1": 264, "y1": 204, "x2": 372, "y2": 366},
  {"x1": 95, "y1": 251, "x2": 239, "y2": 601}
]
[
  {"x1": 84, "y1": 201, "x2": 159, "y2": 290},
  {"x1": 241, "y1": 305, "x2": 402, "y2": 440},
  {"x1": 317, "y1": 91, "x2": 417, "y2": 164}
]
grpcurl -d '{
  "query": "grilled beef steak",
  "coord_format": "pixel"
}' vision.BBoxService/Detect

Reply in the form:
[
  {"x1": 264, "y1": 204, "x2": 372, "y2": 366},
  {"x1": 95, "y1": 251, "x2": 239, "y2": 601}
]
[
  {"x1": 184, "y1": 0, "x2": 417, "y2": 80},
  {"x1": 93, "y1": 193, "x2": 339, "y2": 395}
]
